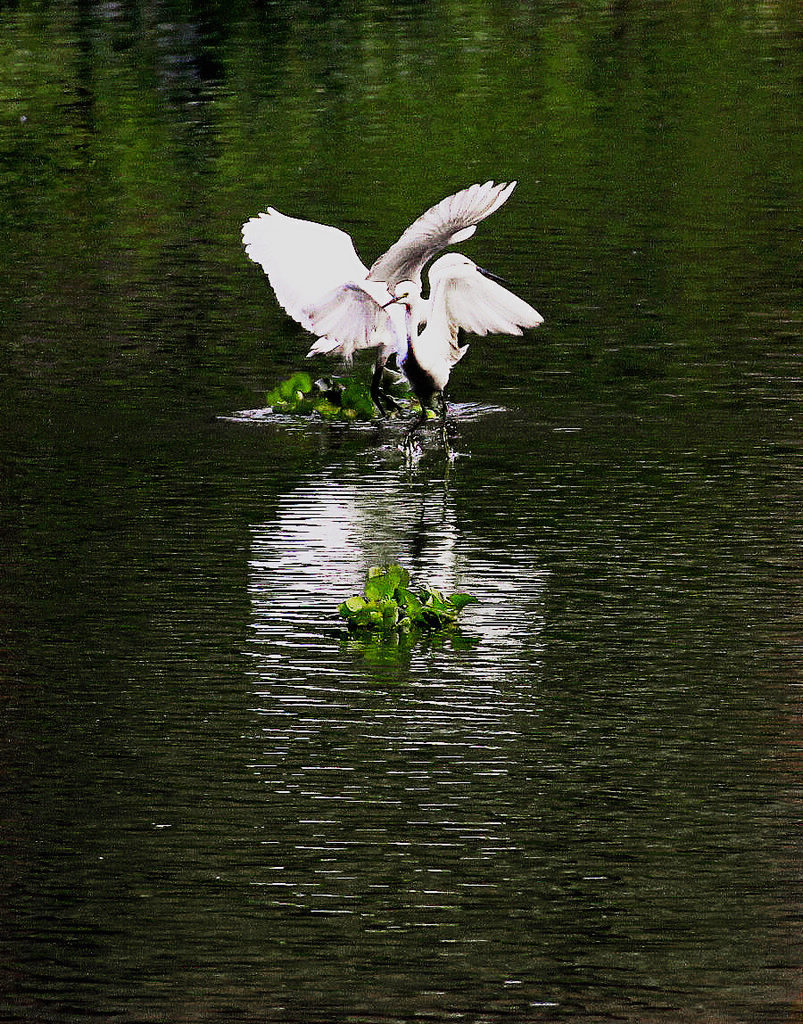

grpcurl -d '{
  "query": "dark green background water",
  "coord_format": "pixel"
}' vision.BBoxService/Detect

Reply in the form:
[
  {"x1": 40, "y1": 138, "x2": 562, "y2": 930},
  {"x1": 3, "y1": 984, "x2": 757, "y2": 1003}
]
[{"x1": 1, "y1": 2, "x2": 800, "y2": 1022}]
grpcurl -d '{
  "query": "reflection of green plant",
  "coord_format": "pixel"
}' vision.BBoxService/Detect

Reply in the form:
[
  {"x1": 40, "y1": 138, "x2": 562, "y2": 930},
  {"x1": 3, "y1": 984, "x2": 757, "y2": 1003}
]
[
  {"x1": 339, "y1": 564, "x2": 478, "y2": 635},
  {"x1": 266, "y1": 371, "x2": 423, "y2": 421},
  {"x1": 341, "y1": 621, "x2": 479, "y2": 672}
]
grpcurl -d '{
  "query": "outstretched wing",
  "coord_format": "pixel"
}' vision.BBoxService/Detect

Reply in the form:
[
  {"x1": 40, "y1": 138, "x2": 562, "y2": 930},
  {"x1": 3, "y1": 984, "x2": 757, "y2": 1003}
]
[
  {"x1": 304, "y1": 280, "x2": 399, "y2": 361},
  {"x1": 443, "y1": 267, "x2": 544, "y2": 337},
  {"x1": 367, "y1": 180, "x2": 517, "y2": 290},
  {"x1": 242, "y1": 207, "x2": 369, "y2": 331}
]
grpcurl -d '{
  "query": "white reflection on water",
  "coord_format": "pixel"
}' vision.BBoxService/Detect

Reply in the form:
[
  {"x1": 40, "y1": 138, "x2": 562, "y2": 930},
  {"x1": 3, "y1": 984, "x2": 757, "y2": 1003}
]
[{"x1": 245, "y1": 463, "x2": 548, "y2": 687}]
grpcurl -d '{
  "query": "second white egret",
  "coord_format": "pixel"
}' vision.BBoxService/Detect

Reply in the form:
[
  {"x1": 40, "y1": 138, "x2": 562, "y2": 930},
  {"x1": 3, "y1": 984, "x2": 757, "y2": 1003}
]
[{"x1": 389, "y1": 252, "x2": 544, "y2": 453}]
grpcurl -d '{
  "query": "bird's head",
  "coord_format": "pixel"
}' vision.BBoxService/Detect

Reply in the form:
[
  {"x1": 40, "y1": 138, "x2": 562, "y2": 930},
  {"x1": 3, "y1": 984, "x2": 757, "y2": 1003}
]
[
  {"x1": 428, "y1": 253, "x2": 476, "y2": 282},
  {"x1": 428, "y1": 253, "x2": 509, "y2": 287},
  {"x1": 391, "y1": 280, "x2": 418, "y2": 308}
]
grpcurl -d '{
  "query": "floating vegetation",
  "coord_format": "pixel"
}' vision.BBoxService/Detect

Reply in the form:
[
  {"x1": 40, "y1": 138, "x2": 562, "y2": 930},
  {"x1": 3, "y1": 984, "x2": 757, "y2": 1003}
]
[
  {"x1": 266, "y1": 370, "x2": 423, "y2": 421},
  {"x1": 338, "y1": 564, "x2": 478, "y2": 636}
]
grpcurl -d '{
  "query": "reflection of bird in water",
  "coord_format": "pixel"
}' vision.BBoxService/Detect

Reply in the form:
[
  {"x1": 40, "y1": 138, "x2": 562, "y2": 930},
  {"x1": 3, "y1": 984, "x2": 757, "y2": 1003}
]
[
  {"x1": 247, "y1": 470, "x2": 462, "y2": 674},
  {"x1": 250, "y1": 470, "x2": 461, "y2": 602},
  {"x1": 241, "y1": 181, "x2": 523, "y2": 413},
  {"x1": 388, "y1": 253, "x2": 543, "y2": 454},
  {"x1": 247, "y1": 467, "x2": 547, "y2": 685}
]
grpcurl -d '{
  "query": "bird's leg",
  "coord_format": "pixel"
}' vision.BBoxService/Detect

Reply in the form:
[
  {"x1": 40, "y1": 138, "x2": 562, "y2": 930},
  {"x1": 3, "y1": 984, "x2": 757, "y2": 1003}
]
[
  {"x1": 403, "y1": 407, "x2": 427, "y2": 461},
  {"x1": 438, "y1": 391, "x2": 454, "y2": 460},
  {"x1": 370, "y1": 355, "x2": 388, "y2": 416}
]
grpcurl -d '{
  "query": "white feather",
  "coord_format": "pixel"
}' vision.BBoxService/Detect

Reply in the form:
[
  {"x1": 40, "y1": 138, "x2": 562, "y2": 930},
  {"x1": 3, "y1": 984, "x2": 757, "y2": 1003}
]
[
  {"x1": 241, "y1": 208, "x2": 369, "y2": 332},
  {"x1": 368, "y1": 180, "x2": 517, "y2": 288},
  {"x1": 430, "y1": 254, "x2": 544, "y2": 337},
  {"x1": 399, "y1": 253, "x2": 543, "y2": 395},
  {"x1": 302, "y1": 281, "x2": 405, "y2": 362}
]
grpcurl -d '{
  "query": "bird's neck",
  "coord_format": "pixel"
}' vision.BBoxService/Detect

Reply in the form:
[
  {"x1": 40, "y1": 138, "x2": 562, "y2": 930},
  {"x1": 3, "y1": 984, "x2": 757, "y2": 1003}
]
[
  {"x1": 402, "y1": 304, "x2": 416, "y2": 354},
  {"x1": 426, "y1": 278, "x2": 458, "y2": 344}
]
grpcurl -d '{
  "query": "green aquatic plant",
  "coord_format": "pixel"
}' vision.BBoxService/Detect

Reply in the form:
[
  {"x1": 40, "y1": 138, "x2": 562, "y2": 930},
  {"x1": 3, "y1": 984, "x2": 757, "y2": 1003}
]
[
  {"x1": 338, "y1": 564, "x2": 478, "y2": 635},
  {"x1": 266, "y1": 371, "x2": 424, "y2": 421}
]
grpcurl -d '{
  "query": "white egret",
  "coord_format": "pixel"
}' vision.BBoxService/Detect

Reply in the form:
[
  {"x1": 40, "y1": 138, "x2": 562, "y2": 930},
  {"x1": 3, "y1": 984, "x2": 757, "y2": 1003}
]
[
  {"x1": 389, "y1": 253, "x2": 544, "y2": 455},
  {"x1": 241, "y1": 180, "x2": 517, "y2": 411}
]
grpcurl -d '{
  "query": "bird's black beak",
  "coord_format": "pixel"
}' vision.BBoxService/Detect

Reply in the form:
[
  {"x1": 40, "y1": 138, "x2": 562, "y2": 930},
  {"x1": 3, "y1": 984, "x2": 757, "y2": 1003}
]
[
  {"x1": 381, "y1": 296, "x2": 400, "y2": 308},
  {"x1": 477, "y1": 265, "x2": 510, "y2": 287}
]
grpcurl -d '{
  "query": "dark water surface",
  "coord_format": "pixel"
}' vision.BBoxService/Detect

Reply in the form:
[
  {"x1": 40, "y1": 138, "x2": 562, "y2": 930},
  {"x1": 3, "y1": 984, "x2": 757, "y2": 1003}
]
[{"x1": 1, "y1": 2, "x2": 800, "y2": 1022}]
